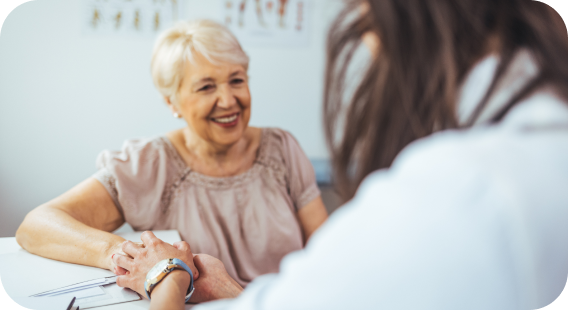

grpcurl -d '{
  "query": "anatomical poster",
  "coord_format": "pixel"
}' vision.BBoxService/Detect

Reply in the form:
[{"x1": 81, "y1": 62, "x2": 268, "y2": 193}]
[
  {"x1": 82, "y1": 0, "x2": 187, "y2": 37},
  {"x1": 221, "y1": 0, "x2": 312, "y2": 48}
]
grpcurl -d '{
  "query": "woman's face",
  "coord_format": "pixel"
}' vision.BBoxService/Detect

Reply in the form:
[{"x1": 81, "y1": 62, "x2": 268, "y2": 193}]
[{"x1": 172, "y1": 54, "x2": 251, "y2": 148}]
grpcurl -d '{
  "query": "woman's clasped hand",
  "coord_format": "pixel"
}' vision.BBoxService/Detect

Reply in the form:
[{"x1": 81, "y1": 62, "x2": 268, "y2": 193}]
[
  {"x1": 111, "y1": 231, "x2": 198, "y2": 298},
  {"x1": 113, "y1": 231, "x2": 242, "y2": 304}
]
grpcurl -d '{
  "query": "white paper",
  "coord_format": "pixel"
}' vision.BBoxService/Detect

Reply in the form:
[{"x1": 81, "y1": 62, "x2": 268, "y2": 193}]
[
  {"x1": 49, "y1": 286, "x2": 105, "y2": 299},
  {"x1": 0, "y1": 251, "x2": 113, "y2": 299},
  {"x1": 0, "y1": 230, "x2": 179, "y2": 308},
  {"x1": 28, "y1": 276, "x2": 140, "y2": 308},
  {"x1": 12, "y1": 295, "x2": 76, "y2": 310},
  {"x1": 76, "y1": 283, "x2": 140, "y2": 309},
  {"x1": 33, "y1": 276, "x2": 116, "y2": 297},
  {"x1": 33, "y1": 283, "x2": 140, "y2": 309}
]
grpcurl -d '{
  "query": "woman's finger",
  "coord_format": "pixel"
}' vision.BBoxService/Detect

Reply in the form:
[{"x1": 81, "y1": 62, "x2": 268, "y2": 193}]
[
  {"x1": 122, "y1": 240, "x2": 143, "y2": 258},
  {"x1": 113, "y1": 253, "x2": 134, "y2": 271},
  {"x1": 140, "y1": 231, "x2": 162, "y2": 247},
  {"x1": 114, "y1": 266, "x2": 129, "y2": 275},
  {"x1": 117, "y1": 274, "x2": 145, "y2": 299},
  {"x1": 173, "y1": 241, "x2": 190, "y2": 252},
  {"x1": 116, "y1": 274, "x2": 132, "y2": 289}
]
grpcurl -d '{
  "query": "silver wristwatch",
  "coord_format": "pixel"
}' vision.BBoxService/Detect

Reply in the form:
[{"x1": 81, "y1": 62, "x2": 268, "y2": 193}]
[{"x1": 144, "y1": 258, "x2": 195, "y2": 302}]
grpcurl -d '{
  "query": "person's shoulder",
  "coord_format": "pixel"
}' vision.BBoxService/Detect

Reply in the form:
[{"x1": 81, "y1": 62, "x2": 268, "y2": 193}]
[
  {"x1": 261, "y1": 127, "x2": 300, "y2": 151},
  {"x1": 120, "y1": 135, "x2": 168, "y2": 151},
  {"x1": 258, "y1": 127, "x2": 306, "y2": 161},
  {"x1": 262, "y1": 127, "x2": 299, "y2": 144},
  {"x1": 390, "y1": 127, "x2": 508, "y2": 177},
  {"x1": 112, "y1": 135, "x2": 171, "y2": 159},
  {"x1": 97, "y1": 134, "x2": 175, "y2": 170},
  {"x1": 356, "y1": 125, "x2": 557, "y2": 206}
]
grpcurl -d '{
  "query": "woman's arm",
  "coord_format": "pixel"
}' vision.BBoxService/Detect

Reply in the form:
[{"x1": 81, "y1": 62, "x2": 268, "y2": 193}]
[
  {"x1": 297, "y1": 196, "x2": 328, "y2": 243},
  {"x1": 15, "y1": 177, "x2": 126, "y2": 270},
  {"x1": 149, "y1": 270, "x2": 190, "y2": 310},
  {"x1": 148, "y1": 255, "x2": 244, "y2": 310}
]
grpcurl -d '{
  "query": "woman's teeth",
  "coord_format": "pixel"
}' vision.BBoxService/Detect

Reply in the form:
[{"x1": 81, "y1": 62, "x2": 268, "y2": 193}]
[{"x1": 212, "y1": 114, "x2": 238, "y2": 123}]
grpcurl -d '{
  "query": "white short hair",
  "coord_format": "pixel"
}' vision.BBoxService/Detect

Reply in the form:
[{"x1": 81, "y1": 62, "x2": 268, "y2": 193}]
[{"x1": 151, "y1": 19, "x2": 249, "y2": 102}]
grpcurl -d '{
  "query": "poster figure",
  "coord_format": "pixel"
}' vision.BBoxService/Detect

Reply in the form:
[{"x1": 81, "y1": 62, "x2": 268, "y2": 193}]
[
  {"x1": 82, "y1": 0, "x2": 187, "y2": 37},
  {"x1": 223, "y1": 0, "x2": 311, "y2": 48}
]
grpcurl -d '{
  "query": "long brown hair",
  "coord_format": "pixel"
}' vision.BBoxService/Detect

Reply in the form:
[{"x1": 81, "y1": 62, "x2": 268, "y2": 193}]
[{"x1": 324, "y1": 0, "x2": 568, "y2": 201}]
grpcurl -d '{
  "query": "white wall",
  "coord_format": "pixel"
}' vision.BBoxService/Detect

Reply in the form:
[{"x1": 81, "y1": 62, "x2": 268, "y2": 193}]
[{"x1": 0, "y1": 0, "x2": 343, "y2": 237}]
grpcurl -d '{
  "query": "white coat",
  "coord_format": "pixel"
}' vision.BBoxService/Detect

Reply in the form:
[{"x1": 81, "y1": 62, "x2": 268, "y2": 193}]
[{"x1": 194, "y1": 51, "x2": 568, "y2": 310}]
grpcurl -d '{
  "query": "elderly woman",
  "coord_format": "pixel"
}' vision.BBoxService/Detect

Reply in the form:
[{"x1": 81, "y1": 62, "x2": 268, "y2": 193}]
[{"x1": 15, "y1": 19, "x2": 328, "y2": 287}]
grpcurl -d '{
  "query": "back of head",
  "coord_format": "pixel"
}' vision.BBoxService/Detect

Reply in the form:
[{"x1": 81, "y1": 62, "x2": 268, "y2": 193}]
[
  {"x1": 324, "y1": 0, "x2": 568, "y2": 200},
  {"x1": 151, "y1": 19, "x2": 249, "y2": 104}
]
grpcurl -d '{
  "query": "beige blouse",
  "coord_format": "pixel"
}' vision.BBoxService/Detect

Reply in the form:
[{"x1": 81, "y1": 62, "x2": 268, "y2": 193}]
[{"x1": 93, "y1": 128, "x2": 320, "y2": 286}]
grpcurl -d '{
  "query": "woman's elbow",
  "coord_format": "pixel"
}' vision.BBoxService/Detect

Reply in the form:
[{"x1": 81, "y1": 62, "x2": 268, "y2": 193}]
[{"x1": 15, "y1": 205, "x2": 50, "y2": 250}]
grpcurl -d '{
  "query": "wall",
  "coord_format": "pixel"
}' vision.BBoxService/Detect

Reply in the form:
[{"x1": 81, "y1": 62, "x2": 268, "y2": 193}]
[{"x1": 0, "y1": 0, "x2": 344, "y2": 237}]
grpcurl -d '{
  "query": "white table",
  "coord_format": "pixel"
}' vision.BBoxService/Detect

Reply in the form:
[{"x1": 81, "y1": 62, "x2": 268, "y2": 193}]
[{"x1": 0, "y1": 231, "x2": 195, "y2": 309}]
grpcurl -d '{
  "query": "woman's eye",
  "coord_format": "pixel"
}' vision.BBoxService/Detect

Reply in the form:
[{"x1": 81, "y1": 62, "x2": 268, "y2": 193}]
[
  {"x1": 231, "y1": 79, "x2": 244, "y2": 84},
  {"x1": 198, "y1": 85, "x2": 214, "y2": 92}
]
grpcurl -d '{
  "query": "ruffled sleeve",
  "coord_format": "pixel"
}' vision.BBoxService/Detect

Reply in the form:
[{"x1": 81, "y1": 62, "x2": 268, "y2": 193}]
[
  {"x1": 267, "y1": 128, "x2": 321, "y2": 211},
  {"x1": 92, "y1": 137, "x2": 176, "y2": 230}
]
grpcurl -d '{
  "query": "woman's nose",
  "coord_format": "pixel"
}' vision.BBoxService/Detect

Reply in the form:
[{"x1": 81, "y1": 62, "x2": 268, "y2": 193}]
[{"x1": 217, "y1": 84, "x2": 237, "y2": 109}]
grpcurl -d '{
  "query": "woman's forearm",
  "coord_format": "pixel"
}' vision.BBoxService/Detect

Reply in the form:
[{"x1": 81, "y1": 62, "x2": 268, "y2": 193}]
[
  {"x1": 149, "y1": 270, "x2": 190, "y2": 310},
  {"x1": 16, "y1": 205, "x2": 125, "y2": 270}
]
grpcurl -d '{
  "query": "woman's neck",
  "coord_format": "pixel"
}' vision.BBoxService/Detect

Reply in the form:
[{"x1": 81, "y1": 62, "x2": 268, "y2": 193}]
[
  {"x1": 171, "y1": 126, "x2": 261, "y2": 177},
  {"x1": 182, "y1": 127, "x2": 247, "y2": 160}
]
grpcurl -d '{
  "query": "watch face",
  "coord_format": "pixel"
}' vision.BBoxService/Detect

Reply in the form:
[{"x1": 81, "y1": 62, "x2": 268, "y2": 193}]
[{"x1": 147, "y1": 259, "x2": 169, "y2": 280}]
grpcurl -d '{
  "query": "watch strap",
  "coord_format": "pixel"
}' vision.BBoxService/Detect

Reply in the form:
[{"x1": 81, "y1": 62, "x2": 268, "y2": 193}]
[
  {"x1": 145, "y1": 258, "x2": 195, "y2": 303},
  {"x1": 170, "y1": 258, "x2": 195, "y2": 303}
]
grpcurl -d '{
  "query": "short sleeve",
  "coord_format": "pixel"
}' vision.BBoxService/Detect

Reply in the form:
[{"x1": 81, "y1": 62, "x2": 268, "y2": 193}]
[
  {"x1": 92, "y1": 137, "x2": 173, "y2": 230},
  {"x1": 269, "y1": 129, "x2": 321, "y2": 211}
]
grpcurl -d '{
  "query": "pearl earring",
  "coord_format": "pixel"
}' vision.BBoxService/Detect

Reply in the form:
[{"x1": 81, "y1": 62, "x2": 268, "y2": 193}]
[{"x1": 173, "y1": 112, "x2": 181, "y2": 119}]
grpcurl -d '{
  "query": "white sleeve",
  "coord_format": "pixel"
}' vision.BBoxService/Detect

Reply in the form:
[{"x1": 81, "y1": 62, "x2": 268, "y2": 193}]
[{"x1": 194, "y1": 133, "x2": 568, "y2": 310}]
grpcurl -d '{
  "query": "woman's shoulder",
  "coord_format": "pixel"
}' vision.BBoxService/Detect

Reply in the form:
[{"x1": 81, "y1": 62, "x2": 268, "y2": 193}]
[
  {"x1": 260, "y1": 127, "x2": 302, "y2": 153},
  {"x1": 257, "y1": 127, "x2": 298, "y2": 161},
  {"x1": 258, "y1": 127, "x2": 312, "y2": 170},
  {"x1": 96, "y1": 133, "x2": 183, "y2": 174},
  {"x1": 100, "y1": 135, "x2": 171, "y2": 159},
  {"x1": 261, "y1": 127, "x2": 298, "y2": 141},
  {"x1": 257, "y1": 127, "x2": 320, "y2": 209}
]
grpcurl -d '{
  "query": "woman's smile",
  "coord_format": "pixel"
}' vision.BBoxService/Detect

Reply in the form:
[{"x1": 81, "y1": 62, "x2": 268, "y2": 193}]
[{"x1": 210, "y1": 112, "x2": 240, "y2": 128}]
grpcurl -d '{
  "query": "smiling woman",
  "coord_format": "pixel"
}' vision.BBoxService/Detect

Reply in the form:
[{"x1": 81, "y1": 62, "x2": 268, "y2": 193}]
[
  {"x1": 164, "y1": 52, "x2": 254, "y2": 176},
  {"x1": 15, "y1": 19, "x2": 328, "y2": 291}
]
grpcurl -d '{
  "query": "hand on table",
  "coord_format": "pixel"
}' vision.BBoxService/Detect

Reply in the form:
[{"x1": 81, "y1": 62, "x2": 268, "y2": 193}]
[
  {"x1": 188, "y1": 254, "x2": 243, "y2": 303},
  {"x1": 110, "y1": 241, "x2": 144, "y2": 275},
  {"x1": 107, "y1": 240, "x2": 131, "y2": 274},
  {"x1": 112, "y1": 231, "x2": 199, "y2": 298}
]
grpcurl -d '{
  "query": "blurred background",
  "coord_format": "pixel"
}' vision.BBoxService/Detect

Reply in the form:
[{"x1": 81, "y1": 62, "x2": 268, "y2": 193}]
[{"x1": 0, "y1": 0, "x2": 347, "y2": 237}]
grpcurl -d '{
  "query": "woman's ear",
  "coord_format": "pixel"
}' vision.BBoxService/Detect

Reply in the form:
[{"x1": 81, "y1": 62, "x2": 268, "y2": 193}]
[
  {"x1": 164, "y1": 96, "x2": 175, "y2": 112},
  {"x1": 164, "y1": 96, "x2": 172, "y2": 106},
  {"x1": 164, "y1": 96, "x2": 181, "y2": 118}
]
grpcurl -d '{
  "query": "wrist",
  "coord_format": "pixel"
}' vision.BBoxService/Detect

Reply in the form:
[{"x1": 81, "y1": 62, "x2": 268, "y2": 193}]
[
  {"x1": 152, "y1": 270, "x2": 191, "y2": 299},
  {"x1": 214, "y1": 277, "x2": 243, "y2": 300}
]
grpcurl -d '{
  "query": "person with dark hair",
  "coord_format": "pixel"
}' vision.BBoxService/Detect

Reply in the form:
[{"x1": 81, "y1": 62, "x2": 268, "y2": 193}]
[{"x1": 111, "y1": 0, "x2": 568, "y2": 309}]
